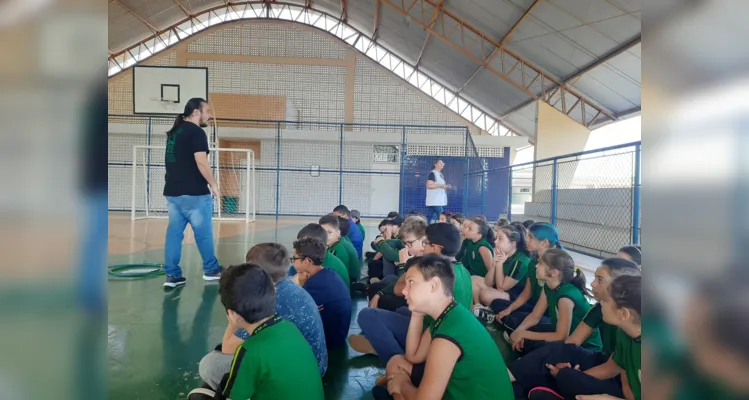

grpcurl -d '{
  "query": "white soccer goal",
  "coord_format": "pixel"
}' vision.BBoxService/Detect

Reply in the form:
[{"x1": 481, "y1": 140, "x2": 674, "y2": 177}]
[{"x1": 131, "y1": 145, "x2": 256, "y2": 222}]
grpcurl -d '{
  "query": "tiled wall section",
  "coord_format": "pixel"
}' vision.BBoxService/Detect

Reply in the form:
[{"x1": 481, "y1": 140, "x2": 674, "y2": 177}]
[
  {"x1": 354, "y1": 58, "x2": 475, "y2": 132},
  {"x1": 187, "y1": 59, "x2": 347, "y2": 123},
  {"x1": 187, "y1": 24, "x2": 349, "y2": 59},
  {"x1": 108, "y1": 21, "x2": 476, "y2": 129}
]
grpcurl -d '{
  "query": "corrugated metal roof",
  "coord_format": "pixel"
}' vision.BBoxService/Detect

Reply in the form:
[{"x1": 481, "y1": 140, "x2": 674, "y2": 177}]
[{"x1": 108, "y1": 0, "x2": 641, "y2": 137}]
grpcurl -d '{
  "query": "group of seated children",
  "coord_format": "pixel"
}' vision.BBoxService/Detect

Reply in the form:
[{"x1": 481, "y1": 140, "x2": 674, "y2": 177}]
[
  {"x1": 189, "y1": 205, "x2": 362, "y2": 399},
  {"x1": 351, "y1": 212, "x2": 642, "y2": 400},
  {"x1": 188, "y1": 204, "x2": 644, "y2": 400}
]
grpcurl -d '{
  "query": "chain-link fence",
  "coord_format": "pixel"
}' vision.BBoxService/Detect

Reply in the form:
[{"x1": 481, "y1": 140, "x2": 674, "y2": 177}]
[
  {"x1": 109, "y1": 115, "x2": 481, "y2": 219},
  {"x1": 472, "y1": 142, "x2": 642, "y2": 258}
]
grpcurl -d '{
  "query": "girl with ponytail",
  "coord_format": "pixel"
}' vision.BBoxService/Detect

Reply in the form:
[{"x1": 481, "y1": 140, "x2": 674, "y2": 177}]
[
  {"x1": 506, "y1": 248, "x2": 601, "y2": 355},
  {"x1": 471, "y1": 223, "x2": 532, "y2": 322},
  {"x1": 507, "y1": 257, "x2": 640, "y2": 398}
]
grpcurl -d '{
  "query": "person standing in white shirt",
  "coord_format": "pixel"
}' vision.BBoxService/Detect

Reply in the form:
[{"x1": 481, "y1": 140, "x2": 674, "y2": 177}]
[{"x1": 425, "y1": 159, "x2": 451, "y2": 223}]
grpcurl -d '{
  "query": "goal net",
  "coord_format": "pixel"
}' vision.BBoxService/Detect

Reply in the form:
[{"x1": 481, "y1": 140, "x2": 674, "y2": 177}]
[{"x1": 131, "y1": 145, "x2": 256, "y2": 222}]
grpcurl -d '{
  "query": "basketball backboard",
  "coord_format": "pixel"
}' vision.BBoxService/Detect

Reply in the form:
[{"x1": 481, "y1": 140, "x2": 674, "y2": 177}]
[{"x1": 133, "y1": 66, "x2": 208, "y2": 114}]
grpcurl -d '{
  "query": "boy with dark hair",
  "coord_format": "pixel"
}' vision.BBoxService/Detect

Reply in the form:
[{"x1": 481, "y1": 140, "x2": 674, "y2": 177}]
[
  {"x1": 194, "y1": 244, "x2": 327, "y2": 396},
  {"x1": 348, "y1": 223, "x2": 473, "y2": 365},
  {"x1": 319, "y1": 215, "x2": 352, "y2": 278},
  {"x1": 294, "y1": 223, "x2": 349, "y2": 291},
  {"x1": 336, "y1": 216, "x2": 362, "y2": 283},
  {"x1": 332, "y1": 204, "x2": 364, "y2": 260},
  {"x1": 293, "y1": 238, "x2": 352, "y2": 349},
  {"x1": 374, "y1": 254, "x2": 513, "y2": 400},
  {"x1": 193, "y1": 264, "x2": 324, "y2": 400}
]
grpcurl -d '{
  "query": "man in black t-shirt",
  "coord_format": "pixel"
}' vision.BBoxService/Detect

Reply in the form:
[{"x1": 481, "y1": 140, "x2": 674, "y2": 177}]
[{"x1": 162, "y1": 98, "x2": 223, "y2": 288}]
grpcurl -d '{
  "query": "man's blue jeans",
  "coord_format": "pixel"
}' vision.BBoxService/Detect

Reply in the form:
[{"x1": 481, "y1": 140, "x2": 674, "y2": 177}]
[{"x1": 164, "y1": 194, "x2": 220, "y2": 278}]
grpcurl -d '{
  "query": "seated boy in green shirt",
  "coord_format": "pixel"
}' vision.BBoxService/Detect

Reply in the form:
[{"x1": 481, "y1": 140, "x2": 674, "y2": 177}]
[
  {"x1": 336, "y1": 216, "x2": 362, "y2": 282},
  {"x1": 374, "y1": 253, "x2": 514, "y2": 400},
  {"x1": 213, "y1": 264, "x2": 324, "y2": 400}
]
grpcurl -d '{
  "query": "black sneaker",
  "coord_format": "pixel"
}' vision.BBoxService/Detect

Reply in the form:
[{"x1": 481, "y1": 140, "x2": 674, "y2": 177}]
[
  {"x1": 203, "y1": 267, "x2": 224, "y2": 282},
  {"x1": 187, "y1": 387, "x2": 216, "y2": 400},
  {"x1": 351, "y1": 282, "x2": 369, "y2": 293},
  {"x1": 163, "y1": 275, "x2": 186, "y2": 288}
]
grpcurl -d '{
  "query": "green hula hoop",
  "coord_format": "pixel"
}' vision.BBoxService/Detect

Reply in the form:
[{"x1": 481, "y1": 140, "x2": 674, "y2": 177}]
[{"x1": 108, "y1": 263, "x2": 166, "y2": 278}]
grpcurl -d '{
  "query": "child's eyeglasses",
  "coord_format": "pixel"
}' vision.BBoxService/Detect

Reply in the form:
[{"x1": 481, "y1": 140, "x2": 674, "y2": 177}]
[
  {"x1": 405, "y1": 238, "x2": 426, "y2": 247},
  {"x1": 291, "y1": 256, "x2": 306, "y2": 262}
]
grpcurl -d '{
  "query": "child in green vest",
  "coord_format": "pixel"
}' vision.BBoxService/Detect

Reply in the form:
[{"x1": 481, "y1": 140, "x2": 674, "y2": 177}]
[
  {"x1": 214, "y1": 264, "x2": 324, "y2": 400},
  {"x1": 507, "y1": 248, "x2": 601, "y2": 354},
  {"x1": 508, "y1": 257, "x2": 640, "y2": 397},
  {"x1": 372, "y1": 253, "x2": 513, "y2": 400},
  {"x1": 544, "y1": 275, "x2": 642, "y2": 400},
  {"x1": 318, "y1": 215, "x2": 352, "y2": 281},
  {"x1": 296, "y1": 223, "x2": 349, "y2": 291},
  {"x1": 462, "y1": 217, "x2": 496, "y2": 303},
  {"x1": 472, "y1": 223, "x2": 531, "y2": 320},
  {"x1": 336, "y1": 216, "x2": 361, "y2": 282},
  {"x1": 488, "y1": 222, "x2": 560, "y2": 324}
]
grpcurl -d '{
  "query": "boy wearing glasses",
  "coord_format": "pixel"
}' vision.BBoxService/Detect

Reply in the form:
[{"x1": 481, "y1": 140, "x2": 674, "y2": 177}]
[
  {"x1": 292, "y1": 237, "x2": 352, "y2": 349},
  {"x1": 368, "y1": 216, "x2": 428, "y2": 307},
  {"x1": 348, "y1": 223, "x2": 472, "y2": 366}
]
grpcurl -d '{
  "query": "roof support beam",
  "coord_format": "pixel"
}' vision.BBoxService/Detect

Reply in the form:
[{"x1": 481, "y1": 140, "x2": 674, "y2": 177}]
[
  {"x1": 340, "y1": 0, "x2": 348, "y2": 22},
  {"x1": 457, "y1": 0, "x2": 541, "y2": 94},
  {"x1": 501, "y1": 34, "x2": 641, "y2": 122},
  {"x1": 172, "y1": 0, "x2": 191, "y2": 17},
  {"x1": 414, "y1": 0, "x2": 444, "y2": 67},
  {"x1": 372, "y1": 0, "x2": 381, "y2": 40},
  {"x1": 380, "y1": 0, "x2": 615, "y2": 127},
  {"x1": 115, "y1": 0, "x2": 160, "y2": 34},
  {"x1": 565, "y1": 34, "x2": 640, "y2": 83}
]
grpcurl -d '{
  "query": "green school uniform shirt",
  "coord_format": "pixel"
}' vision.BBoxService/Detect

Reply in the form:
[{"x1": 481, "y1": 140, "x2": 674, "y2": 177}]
[
  {"x1": 422, "y1": 262, "x2": 473, "y2": 330},
  {"x1": 324, "y1": 251, "x2": 349, "y2": 292},
  {"x1": 376, "y1": 238, "x2": 404, "y2": 263},
  {"x1": 544, "y1": 283, "x2": 602, "y2": 351},
  {"x1": 357, "y1": 223, "x2": 366, "y2": 241},
  {"x1": 501, "y1": 250, "x2": 531, "y2": 292},
  {"x1": 528, "y1": 258, "x2": 544, "y2": 304},
  {"x1": 464, "y1": 239, "x2": 494, "y2": 277},
  {"x1": 428, "y1": 301, "x2": 514, "y2": 400},
  {"x1": 329, "y1": 240, "x2": 351, "y2": 278},
  {"x1": 613, "y1": 329, "x2": 641, "y2": 400},
  {"x1": 340, "y1": 236, "x2": 360, "y2": 281},
  {"x1": 582, "y1": 303, "x2": 616, "y2": 357},
  {"x1": 222, "y1": 316, "x2": 324, "y2": 400}
]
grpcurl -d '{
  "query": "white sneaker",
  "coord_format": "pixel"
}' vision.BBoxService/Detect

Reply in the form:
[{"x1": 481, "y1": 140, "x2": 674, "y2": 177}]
[
  {"x1": 471, "y1": 305, "x2": 496, "y2": 324},
  {"x1": 187, "y1": 387, "x2": 215, "y2": 400}
]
